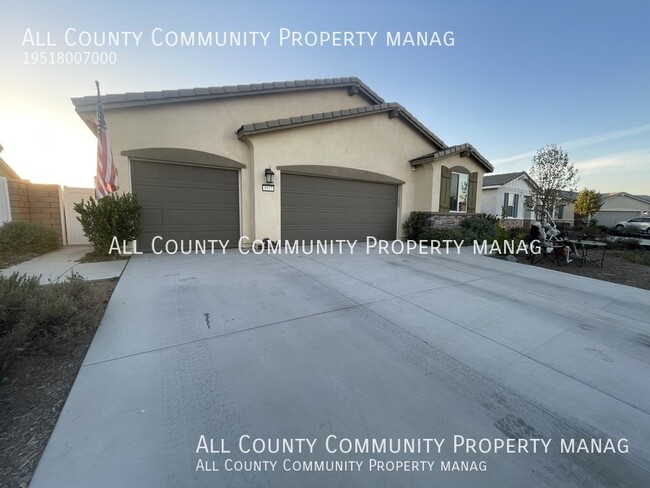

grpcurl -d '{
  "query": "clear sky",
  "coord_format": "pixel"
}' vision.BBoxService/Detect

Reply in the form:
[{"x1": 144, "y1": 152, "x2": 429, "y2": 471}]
[{"x1": 1, "y1": 0, "x2": 649, "y2": 193}]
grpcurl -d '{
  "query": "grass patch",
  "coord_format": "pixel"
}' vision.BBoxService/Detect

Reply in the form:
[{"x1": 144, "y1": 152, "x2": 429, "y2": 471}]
[
  {"x1": 0, "y1": 221, "x2": 60, "y2": 269},
  {"x1": 0, "y1": 272, "x2": 109, "y2": 375},
  {"x1": 623, "y1": 250, "x2": 650, "y2": 266}
]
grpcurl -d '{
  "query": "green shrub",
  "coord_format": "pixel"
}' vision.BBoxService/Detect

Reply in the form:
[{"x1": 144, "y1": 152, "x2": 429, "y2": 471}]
[
  {"x1": 607, "y1": 238, "x2": 642, "y2": 251},
  {"x1": 506, "y1": 226, "x2": 529, "y2": 241},
  {"x1": 0, "y1": 273, "x2": 40, "y2": 336},
  {"x1": 74, "y1": 193, "x2": 142, "y2": 255},
  {"x1": 421, "y1": 226, "x2": 466, "y2": 243},
  {"x1": 0, "y1": 272, "x2": 106, "y2": 373},
  {"x1": 489, "y1": 225, "x2": 529, "y2": 255},
  {"x1": 460, "y1": 214, "x2": 499, "y2": 242},
  {"x1": 402, "y1": 212, "x2": 430, "y2": 240},
  {"x1": 0, "y1": 221, "x2": 59, "y2": 255}
]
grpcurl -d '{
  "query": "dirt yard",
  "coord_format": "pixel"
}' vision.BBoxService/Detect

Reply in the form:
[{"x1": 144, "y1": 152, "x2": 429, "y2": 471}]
[{"x1": 510, "y1": 249, "x2": 650, "y2": 290}]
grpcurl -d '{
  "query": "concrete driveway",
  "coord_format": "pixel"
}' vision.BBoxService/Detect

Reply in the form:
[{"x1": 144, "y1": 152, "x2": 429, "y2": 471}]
[{"x1": 30, "y1": 248, "x2": 650, "y2": 487}]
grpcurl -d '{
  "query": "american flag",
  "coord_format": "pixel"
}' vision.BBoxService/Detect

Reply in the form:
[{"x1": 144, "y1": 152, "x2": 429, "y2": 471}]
[{"x1": 95, "y1": 81, "x2": 118, "y2": 199}]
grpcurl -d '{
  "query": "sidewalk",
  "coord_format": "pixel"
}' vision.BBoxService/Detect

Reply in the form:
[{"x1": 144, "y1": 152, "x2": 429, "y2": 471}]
[{"x1": 0, "y1": 246, "x2": 128, "y2": 284}]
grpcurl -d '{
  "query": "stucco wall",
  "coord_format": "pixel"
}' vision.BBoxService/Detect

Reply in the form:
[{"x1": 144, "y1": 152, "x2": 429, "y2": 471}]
[
  {"x1": 414, "y1": 164, "x2": 433, "y2": 211},
  {"x1": 243, "y1": 111, "x2": 437, "y2": 240},
  {"x1": 555, "y1": 202, "x2": 575, "y2": 224},
  {"x1": 76, "y1": 85, "x2": 490, "y2": 242},
  {"x1": 83, "y1": 88, "x2": 372, "y2": 190},
  {"x1": 601, "y1": 195, "x2": 650, "y2": 212},
  {"x1": 80, "y1": 87, "x2": 379, "y2": 242}
]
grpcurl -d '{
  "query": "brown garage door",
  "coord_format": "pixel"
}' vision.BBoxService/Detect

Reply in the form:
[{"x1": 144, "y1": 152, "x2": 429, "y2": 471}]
[
  {"x1": 281, "y1": 173, "x2": 398, "y2": 241},
  {"x1": 131, "y1": 160, "x2": 239, "y2": 251}
]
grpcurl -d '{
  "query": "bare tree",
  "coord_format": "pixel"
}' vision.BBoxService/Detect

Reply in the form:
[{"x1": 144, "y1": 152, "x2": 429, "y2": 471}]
[{"x1": 526, "y1": 144, "x2": 579, "y2": 221}]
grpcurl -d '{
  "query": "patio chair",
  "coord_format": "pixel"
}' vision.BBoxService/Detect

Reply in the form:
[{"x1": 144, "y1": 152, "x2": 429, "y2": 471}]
[{"x1": 525, "y1": 222, "x2": 576, "y2": 266}]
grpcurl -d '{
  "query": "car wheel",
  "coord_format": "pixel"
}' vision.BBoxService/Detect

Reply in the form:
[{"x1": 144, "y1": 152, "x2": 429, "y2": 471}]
[{"x1": 615, "y1": 224, "x2": 624, "y2": 233}]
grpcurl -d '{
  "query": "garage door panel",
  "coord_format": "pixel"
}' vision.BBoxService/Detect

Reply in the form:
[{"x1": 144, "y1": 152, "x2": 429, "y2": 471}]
[
  {"x1": 136, "y1": 186, "x2": 163, "y2": 202},
  {"x1": 165, "y1": 209, "x2": 192, "y2": 225},
  {"x1": 281, "y1": 174, "x2": 397, "y2": 241},
  {"x1": 131, "y1": 160, "x2": 240, "y2": 251},
  {"x1": 190, "y1": 209, "x2": 218, "y2": 225}
]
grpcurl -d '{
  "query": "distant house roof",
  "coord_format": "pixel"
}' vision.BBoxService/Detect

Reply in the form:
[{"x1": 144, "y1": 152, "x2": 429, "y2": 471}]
[
  {"x1": 482, "y1": 171, "x2": 527, "y2": 187},
  {"x1": 0, "y1": 156, "x2": 21, "y2": 180},
  {"x1": 237, "y1": 103, "x2": 447, "y2": 149},
  {"x1": 603, "y1": 192, "x2": 650, "y2": 204},
  {"x1": 558, "y1": 190, "x2": 578, "y2": 202},
  {"x1": 410, "y1": 143, "x2": 493, "y2": 172},
  {"x1": 71, "y1": 77, "x2": 385, "y2": 112}
]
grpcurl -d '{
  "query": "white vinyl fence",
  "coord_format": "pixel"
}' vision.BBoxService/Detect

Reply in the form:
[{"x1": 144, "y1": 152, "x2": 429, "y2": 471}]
[
  {"x1": 61, "y1": 187, "x2": 94, "y2": 245},
  {"x1": 0, "y1": 177, "x2": 11, "y2": 224}
]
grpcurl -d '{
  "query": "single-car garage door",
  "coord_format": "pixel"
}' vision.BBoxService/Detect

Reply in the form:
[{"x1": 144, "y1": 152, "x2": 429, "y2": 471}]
[
  {"x1": 281, "y1": 173, "x2": 398, "y2": 241},
  {"x1": 131, "y1": 160, "x2": 239, "y2": 251}
]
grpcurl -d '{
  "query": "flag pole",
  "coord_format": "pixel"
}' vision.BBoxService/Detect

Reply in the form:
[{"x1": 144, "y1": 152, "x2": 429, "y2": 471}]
[{"x1": 94, "y1": 80, "x2": 118, "y2": 199}]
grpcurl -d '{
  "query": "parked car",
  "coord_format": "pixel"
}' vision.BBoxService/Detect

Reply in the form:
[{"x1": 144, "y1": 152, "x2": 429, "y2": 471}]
[{"x1": 613, "y1": 217, "x2": 650, "y2": 235}]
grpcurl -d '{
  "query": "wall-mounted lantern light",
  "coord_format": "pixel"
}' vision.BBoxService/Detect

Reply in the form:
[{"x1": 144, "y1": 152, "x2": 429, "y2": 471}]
[{"x1": 265, "y1": 168, "x2": 275, "y2": 184}]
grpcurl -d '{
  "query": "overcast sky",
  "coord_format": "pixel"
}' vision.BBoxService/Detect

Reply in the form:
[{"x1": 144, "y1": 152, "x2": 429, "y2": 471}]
[{"x1": 1, "y1": 0, "x2": 648, "y2": 193}]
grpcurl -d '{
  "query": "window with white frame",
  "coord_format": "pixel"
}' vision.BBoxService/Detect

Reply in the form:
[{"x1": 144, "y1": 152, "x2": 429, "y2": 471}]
[
  {"x1": 503, "y1": 192, "x2": 519, "y2": 218},
  {"x1": 449, "y1": 172, "x2": 469, "y2": 212},
  {"x1": 554, "y1": 205, "x2": 565, "y2": 220}
]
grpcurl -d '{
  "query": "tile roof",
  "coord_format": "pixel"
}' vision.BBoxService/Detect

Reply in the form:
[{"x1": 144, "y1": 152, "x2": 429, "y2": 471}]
[
  {"x1": 482, "y1": 171, "x2": 526, "y2": 187},
  {"x1": 71, "y1": 77, "x2": 385, "y2": 111},
  {"x1": 410, "y1": 143, "x2": 493, "y2": 172},
  {"x1": 71, "y1": 76, "x2": 494, "y2": 168},
  {"x1": 603, "y1": 192, "x2": 650, "y2": 204},
  {"x1": 236, "y1": 103, "x2": 447, "y2": 148}
]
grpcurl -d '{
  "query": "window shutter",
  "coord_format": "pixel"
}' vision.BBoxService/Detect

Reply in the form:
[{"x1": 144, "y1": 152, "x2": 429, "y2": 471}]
[
  {"x1": 439, "y1": 166, "x2": 451, "y2": 212},
  {"x1": 503, "y1": 192, "x2": 509, "y2": 217},
  {"x1": 514, "y1": 194, "x2": 519, "y2": 218},
  {"x1": 467, "y1": 172, "x2": 478, "y2": 213}
]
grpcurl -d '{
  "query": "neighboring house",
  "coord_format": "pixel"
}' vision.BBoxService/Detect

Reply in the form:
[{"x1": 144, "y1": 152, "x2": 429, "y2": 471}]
[
  {"x1": 596, "y1": 192, "x2": 650, "y2": 228},
  {"x1": 481, "y1": 172, "x2": 577, "y2": 228},
  {"x1": 481, "y1": 171, "x2": 535, "y2": 227},
  {"x1": 552, "y1": 190, "x2": 577, "y2": 227},
  {"x1": 71, "y1": 77, "x2": 493, "y2": 250}
]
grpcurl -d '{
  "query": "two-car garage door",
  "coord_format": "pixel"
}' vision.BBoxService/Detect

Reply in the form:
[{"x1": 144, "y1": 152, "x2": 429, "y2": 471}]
[
  {"x1": 281, "y1": 173, "x2": 398, "y2": 241},
  {"x1": 131, "y1": 160, "x2": 239, "y2": 251}
]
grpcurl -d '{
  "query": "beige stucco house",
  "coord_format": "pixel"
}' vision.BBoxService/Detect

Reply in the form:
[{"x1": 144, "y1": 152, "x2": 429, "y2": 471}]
[
  {"x1": 72, "y1": 77, "x2": 492, "y2": 250},
  {"x1": 596, "y1": 192, "x2": 650, "y2": 227}
]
